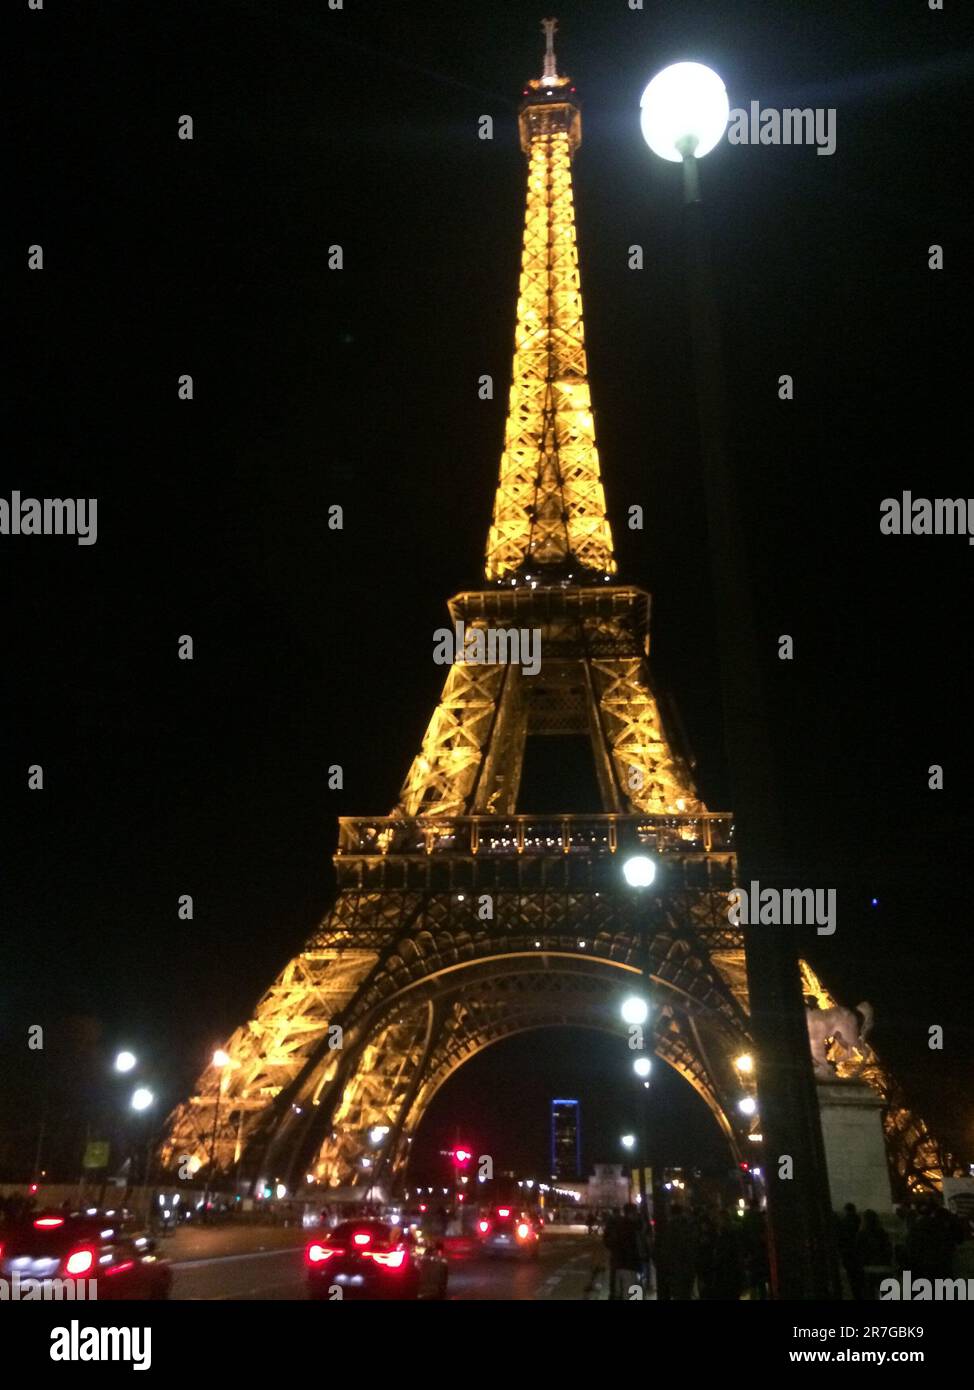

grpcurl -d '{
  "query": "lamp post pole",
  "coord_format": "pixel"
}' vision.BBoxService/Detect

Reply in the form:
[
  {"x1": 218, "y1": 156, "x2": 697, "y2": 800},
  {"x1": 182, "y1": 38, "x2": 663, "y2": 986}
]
[
  {"x1": 203, "y1": 1051, "x2": 230, "y2": 1218},
  {"x1": 640, "y1": 64, "x2": 841, "y2": 1298},
  {"x1": 679, "y1": 139, "x2": 840, "y2": 1304}
]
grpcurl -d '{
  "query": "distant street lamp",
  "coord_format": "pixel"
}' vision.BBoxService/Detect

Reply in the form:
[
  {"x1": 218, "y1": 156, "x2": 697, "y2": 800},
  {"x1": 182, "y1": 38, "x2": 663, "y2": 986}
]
[
  {"x1": 114, "y1": 1050, "x2": 137, "y2": 1074},
  {"x1": 620, "y1": 1134, "x2": 636, "y2": 1150},
  {"x1": 128, "y1": 1087, "x2": 156, "y2": 1214},
  {"x1": 622, "y1": 853, "x2": 656, "y2": 888},
  {"x1": 620, "y1": 995, "x2": 649, "y2": 1026},
  {"x1": 621, "y1": 854, "x2": 660, "y2": 1219}
]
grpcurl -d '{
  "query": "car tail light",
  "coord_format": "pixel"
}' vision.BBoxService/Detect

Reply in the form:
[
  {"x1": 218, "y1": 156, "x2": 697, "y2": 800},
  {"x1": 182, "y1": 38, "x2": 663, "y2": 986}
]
[
  {"x1": 64, "y1": 1247, "x2": 95, "y2": 1277},
  {"x1": 478, "y1": 1220, "x2": 490, "y2": 1234},
  {"x1": 306, "y1": 1243, "x2": 338, "y2": 1264},
  {"x1": 352, "y1": 1231, "x2": 371, "y2": 1247},
  {"x1": 34, "y1": 1217, "x2": 64, "y2": 1229},
  {"x1": 106, "y1": 1260, "x2": 135, "y2": 1276},
  {"x1": 497, "y1": 1207, "x2": 510, "y2": 1217},
  {"x1": 516, "y1": 1222, "x2": 531, "y2": 1240},
  {"x1": 368, "y1": 1249, "x2": 407, "y2": 1269}
]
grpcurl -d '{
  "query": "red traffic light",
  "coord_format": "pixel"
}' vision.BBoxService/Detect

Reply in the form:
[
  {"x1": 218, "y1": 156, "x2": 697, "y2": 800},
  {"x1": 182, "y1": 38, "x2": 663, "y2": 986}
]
[{"x1": 452, "y1": 1147, "x2": 472, "y2": 1166}]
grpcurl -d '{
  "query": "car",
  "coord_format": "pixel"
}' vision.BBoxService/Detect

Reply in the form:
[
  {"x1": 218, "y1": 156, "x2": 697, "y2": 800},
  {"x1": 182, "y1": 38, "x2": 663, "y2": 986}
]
[
  {"x1": 476, "y1": 1206, "x2": 542, "y2": 1260},
  {"x1": 306, "y1": 1219, "x2": 448, "y2": 1300},
  {"x1": 0, "y1": 1210, "x2": 172, "y2": 1299}
]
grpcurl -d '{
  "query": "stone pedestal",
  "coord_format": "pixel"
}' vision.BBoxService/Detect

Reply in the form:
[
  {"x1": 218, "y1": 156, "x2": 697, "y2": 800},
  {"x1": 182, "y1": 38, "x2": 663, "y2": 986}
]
[{"x1": 816, "y1": 1082, "x2": 894, "y2": 1214}]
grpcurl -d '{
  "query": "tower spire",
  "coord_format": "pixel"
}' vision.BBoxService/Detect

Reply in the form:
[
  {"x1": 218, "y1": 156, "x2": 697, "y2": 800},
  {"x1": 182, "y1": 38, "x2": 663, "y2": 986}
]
[
  {"x1": 541, "y1": 17, "x2": 558, "y2": 83},
  {"x1": 485, "y1": 24, "x2": 616, "y2": 585}
]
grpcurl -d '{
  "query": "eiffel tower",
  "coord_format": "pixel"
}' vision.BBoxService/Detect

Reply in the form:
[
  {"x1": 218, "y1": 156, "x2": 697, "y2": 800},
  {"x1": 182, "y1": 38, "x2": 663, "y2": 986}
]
[{"x1": 161, "y1": 23, "x2": 941, "y2": 1201}]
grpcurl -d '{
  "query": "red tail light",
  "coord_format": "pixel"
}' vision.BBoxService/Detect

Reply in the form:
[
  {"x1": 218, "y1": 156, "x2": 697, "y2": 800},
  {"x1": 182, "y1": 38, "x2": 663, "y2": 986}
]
[
  {"x1": 478, "y1": 1220, "x2": 490, "y2": 1234},
  {"x1": 368, "y1": 1248, "x2": 407, "y2": 1269},
  {"x1": 307, "y1": 1243, "x2": 338, "y2": 1264},
  {"x1": 352, "y1": 1231, "x2": 371, "y2": 1247},
  {"x1": 106, "y1": 1260, "x2": 135, "y2": 1276},
  {"x1": 64, "y1": 1247, "x2": 95, "y2": 1277},
  {"x1": 516, "y1": 1222, "x2": 531, "y2": 1240},
  {"x1": 497, "y1": 1207, "x2": 510, "y2": 1217},
  {"x1": 34, "y1": 1217, "x2": 64, "y2": 1229}
]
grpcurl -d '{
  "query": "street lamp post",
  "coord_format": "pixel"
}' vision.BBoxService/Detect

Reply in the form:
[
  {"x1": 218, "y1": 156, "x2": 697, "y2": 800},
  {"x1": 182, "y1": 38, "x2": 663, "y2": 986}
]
[
  {"x1": 203, "y1": 1050, "x2": 230, "y2": 1218},
  {"x1": 129, "y1": 1086, "x2": 155, "y2": 1223},
  {"x1": 621, "y1": 854, "x2": 658, "y2": 1234},
  {"x1": 620, "y1": 1134, "x2": 636, "y2": 1203},
  {"x1": 639, "y1": 63, "x2": 841, "y2": 1299}
]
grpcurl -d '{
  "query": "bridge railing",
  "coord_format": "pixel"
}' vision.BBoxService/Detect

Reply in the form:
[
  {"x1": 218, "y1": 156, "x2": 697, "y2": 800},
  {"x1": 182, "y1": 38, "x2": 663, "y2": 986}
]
[{"x1": 337, "y1": 812, "x2": 734, "y2": 860}]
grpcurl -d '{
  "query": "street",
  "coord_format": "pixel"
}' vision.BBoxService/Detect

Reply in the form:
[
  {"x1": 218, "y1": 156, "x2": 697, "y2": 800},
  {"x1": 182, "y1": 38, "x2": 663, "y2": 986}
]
[{"x1": 166, "y1": 1225, "x2": 615, "y2": 1301}]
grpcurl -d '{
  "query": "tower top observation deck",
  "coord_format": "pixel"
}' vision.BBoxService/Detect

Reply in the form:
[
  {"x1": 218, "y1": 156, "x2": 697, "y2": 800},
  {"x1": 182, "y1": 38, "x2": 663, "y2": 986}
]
[{"x1": 518, "y1": 17, "x2": 581, "y2": 155}]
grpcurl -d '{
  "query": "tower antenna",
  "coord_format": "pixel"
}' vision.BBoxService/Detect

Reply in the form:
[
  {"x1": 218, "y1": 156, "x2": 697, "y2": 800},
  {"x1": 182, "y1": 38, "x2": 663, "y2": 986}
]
[{"x1": 541, "y1": 17, "x2": 558, "y2": 83}]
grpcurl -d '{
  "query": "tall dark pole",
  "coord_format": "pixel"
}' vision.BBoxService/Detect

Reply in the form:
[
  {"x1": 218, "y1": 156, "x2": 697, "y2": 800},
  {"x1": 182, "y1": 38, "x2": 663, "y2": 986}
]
[
  {"x1": 203, "y1": 1085, "x2": 222, "y2": 1216},
  {"x1": 677, "y1": 147, "x2": 841, "y2": 1299}
]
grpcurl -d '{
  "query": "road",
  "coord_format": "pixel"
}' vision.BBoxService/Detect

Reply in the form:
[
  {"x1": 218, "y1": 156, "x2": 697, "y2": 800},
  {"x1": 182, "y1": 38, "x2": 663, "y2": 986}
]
[{"x1": 166, "y1": 1225, "x2": 617, "y2": 1301}]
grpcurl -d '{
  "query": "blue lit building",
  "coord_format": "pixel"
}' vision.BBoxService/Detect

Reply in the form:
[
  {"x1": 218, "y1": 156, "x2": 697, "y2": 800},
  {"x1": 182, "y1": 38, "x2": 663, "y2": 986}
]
[{"x1": 551, "y1": 1098, "x2": 581, "y2": 1179}]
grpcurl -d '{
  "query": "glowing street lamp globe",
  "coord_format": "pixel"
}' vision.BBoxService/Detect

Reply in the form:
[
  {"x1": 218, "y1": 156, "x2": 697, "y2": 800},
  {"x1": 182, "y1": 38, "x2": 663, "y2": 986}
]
[
  {"x1": 131, "y1": 1087, "x2": 154, "y2": 1113},
  {"x1": 114, "y1": 1050, "x2": 137, "y2": 1074},
  {"x1": 622, "y1": 853, "x2": 656, "y2": 888},
  {"x1": 633, "y1": 1057, "x2": 653, "y2": 1079},
  {"x1": 621, "y1": 1134, "x2": 636, "y2": 1150},
  {"x1": 640, "y1": 62, "x2": 729, "y2": 163},
  {"x1": 738, "y1": 1095, "x2": 758, "y2": 1117},
  {"x1": 621, "y1": 995, "x2": 650, "y2": 1026}
]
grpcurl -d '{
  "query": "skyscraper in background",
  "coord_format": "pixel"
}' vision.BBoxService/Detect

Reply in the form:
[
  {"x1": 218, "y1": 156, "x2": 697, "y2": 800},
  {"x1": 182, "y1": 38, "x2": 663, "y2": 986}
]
[{"x1": 551, "y1": 1099, "x2": 581, "y2": 1179}]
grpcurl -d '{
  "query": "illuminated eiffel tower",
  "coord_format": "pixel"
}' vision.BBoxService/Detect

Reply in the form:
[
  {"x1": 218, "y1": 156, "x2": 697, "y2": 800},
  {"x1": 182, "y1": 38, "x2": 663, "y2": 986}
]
[{"x1": 161, "y1": 23, "x2": 941, "y2": 1200}]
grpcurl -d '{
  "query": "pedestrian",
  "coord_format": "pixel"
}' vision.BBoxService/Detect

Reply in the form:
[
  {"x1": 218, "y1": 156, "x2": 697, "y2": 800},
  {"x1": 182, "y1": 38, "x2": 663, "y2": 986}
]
[
  {"x1": 952, "y1": 1219, "x2": 974, "y2": 1279},
  {"x1": 741, "y1": 1199, "x2": 770, "y2": 1299},
  {"x1": 603, "y1": 1203, "x2": 649, "y2": 1300},
  {"x1": 836, "y1": 1203, "x2": 864, "y2": 1299},
  {"x1": 656, "y1": 1203, "x2": 697, "y2": 1300},
  {"x1": 694, "y1": 1209, "x2": 717, "y2": 1299},
  {"x1": 855, "y1": 1209, "x2": 893, "y2": 1299},
  {"x1": 709, "y1": 1209, "x2": 744, "y2": 1300}
]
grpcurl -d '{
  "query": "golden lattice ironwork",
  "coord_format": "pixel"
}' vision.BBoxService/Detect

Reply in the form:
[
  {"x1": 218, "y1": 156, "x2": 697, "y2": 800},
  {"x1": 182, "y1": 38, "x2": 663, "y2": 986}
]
[
  {"x1": 484, "y1": 58, "x2": 615, "y2": 582},
  {"x1": 159, "y1": 28, "x2": 944, "y2": 1205},
  {"x1": 396, "y1": 588, "x2": 702, "y2": 818}
]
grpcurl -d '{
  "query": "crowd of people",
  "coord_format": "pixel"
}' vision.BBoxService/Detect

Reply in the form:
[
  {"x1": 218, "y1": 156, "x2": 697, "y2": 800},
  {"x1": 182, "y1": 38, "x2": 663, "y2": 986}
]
[
  {"x1": 837, "y1": 1199, "x2": 972, "y2": 1299},
  {"x1": 598, "y1": 1199, "x2": 770, "y2": 1300},
  {"x1": 597, "y1": 1195, "x2": 974, "y2": 1300}
]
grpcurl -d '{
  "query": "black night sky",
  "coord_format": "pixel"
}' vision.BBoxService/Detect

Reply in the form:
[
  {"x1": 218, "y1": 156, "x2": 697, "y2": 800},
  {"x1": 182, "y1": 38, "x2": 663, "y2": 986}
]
[{"x1": 5, "y1": 0, "x2": 972, "y2": 1186}]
